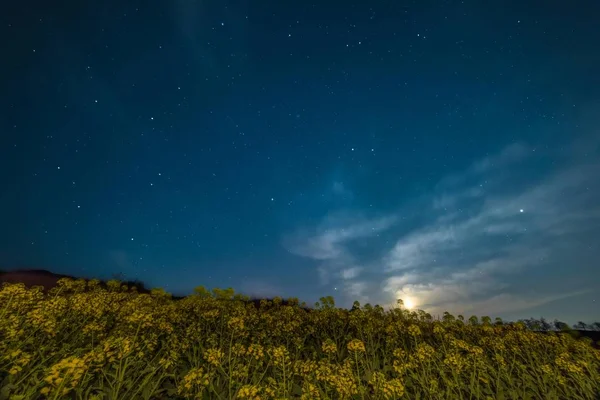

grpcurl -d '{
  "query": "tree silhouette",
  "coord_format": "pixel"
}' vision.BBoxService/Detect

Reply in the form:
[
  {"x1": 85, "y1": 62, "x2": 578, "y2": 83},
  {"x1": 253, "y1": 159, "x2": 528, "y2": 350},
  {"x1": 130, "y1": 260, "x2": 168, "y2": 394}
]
[{"x1": 574, "y1": 321, "x2": 589, "y2": 331}]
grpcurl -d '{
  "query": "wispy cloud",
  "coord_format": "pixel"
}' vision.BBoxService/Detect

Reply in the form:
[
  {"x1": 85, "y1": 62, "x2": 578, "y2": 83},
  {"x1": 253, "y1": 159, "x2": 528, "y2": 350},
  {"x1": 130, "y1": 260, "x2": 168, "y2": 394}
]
[
  {"x1": 282, "y1": 211, "x2": 397, "y2": 289},
  {"x1": 436, "y1": 142, "x2": 528, "y2": 191},
  {"x1": 282, "y1": 212, "x2": 397, "y2": 262},
  {"x1": 282, "y1": 142, "x2": 600, "y2": 322},
  {"x1": 332, "y1": 181, "x2": 354, "y2": 200}
]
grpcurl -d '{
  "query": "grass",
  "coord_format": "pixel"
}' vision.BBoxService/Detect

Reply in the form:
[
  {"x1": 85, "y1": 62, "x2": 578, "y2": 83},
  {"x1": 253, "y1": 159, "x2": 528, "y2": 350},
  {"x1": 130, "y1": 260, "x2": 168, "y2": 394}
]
[{"x1": 1, "y1": 277, "x2": 599, "y2": 400}]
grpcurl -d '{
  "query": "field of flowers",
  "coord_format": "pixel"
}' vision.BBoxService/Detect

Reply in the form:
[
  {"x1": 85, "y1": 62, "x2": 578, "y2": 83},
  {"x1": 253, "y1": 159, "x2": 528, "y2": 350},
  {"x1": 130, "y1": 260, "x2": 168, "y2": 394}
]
[{"x1": 1, "y1": 278, "x2": 599, "y2": 400}]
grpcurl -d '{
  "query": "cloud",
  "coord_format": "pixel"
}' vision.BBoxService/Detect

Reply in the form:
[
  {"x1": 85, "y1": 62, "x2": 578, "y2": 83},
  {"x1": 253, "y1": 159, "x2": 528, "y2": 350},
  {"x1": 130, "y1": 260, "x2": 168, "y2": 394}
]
[
  {"x1": 427, "y1": 290, "x2": 592, "y2": 318},
  {"x1": 341, "y1": 267, "x2": 362, "y2": 280},
  {"x1": 282, "y1": 142, "x2": 600, "y2": 322},
  {"x1": 383, "y1": 157, "x2": 600, "y2": 316},
  {"x1": 281, "y1": 211, "x2": 398, "y2": 286},
  {"x1": 282, "y1": 212, "x2": 397, "y2": 262},
  {"x1": 332, "y1": 181, "x2": 354, "y2": 199},
  {"x1": 436, "y1": 142, "x2": 528, "y2": 191}
]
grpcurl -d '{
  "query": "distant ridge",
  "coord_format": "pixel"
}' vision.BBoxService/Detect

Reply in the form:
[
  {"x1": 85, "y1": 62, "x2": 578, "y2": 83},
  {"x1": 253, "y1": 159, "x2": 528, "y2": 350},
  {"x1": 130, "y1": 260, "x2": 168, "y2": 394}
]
[
  {"x1": 0, "y1": 268, "x2": 158, "y2": 296},
  {"x1": 0, "y1": 268, "x2": 311, "y2": 309}
]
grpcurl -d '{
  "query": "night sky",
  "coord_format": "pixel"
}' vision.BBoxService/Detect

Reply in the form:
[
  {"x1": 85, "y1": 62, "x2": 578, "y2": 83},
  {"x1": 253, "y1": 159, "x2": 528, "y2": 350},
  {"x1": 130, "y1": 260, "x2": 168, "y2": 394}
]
[{"x1": 2, "y1": 1, "x2": 599, "y2": 324}]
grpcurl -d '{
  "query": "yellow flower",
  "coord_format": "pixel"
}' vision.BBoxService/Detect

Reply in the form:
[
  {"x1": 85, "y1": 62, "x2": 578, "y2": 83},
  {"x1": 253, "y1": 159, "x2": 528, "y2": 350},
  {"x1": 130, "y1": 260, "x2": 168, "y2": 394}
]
[
  {"x1": 228, "y1": 316, "x2": 246, "y2": 332},
  {"x1": 177, "y1": 367, "x2": 210, "y2": 397},
  {"x1": 82, "y1": 321, "x2": 106, "y2": 337},
  {"x1": 481, "y1": 325, "x2": 494, "y2": 334},
  {"x1": 328, "y1": 365, "x2": 359, "y2": 398},
  {"x1": 237, "y1": 385, "x2": 261, "y2": 399},
  {"x1": 293, "y1": 359, "x2": 318, "y2": 376},
  {"x1": 469, "y1": 345, "x2": 484, "y2": 356},
  {"x1": 202, "y1": 309, "x2": 220, "y2": 319},
  {"x1": 408, "y1": 324, "x2": 422, "y2": 337},
  {"x1": 393, "y1": 358, "x2": 413, "y2": 375},
  {"x1": 232, "y1": 364, "x2": 251, "y2": 380},
  {"x1": 369, "y1": 371, "x2": 387, "y2": 394},
  {"x1": 347, "y1": 339, "x2": 366, "y2": 353},
  {"x1": 269, "y1": 345, "x2": 291, "y2": 368},
  {"x1": 204, "y1": 348, "x2": 225, "y2": 366},
  {"x1": 443, "y1": 352, "x2": 466, "y2": 373},
  {"x1": 321, "y1": 339, "x2": 337, "y2": 354},
  {"x1": 41, "y1": 356, "x2": 88, "y2": 397},
  {"x1": 246, "y1": 343, "x2": 265, "y2": 361},
  {"x1": 382, "y1": 378, "x2": 405, "y2": 399},
  {"x1": 555, "y1": 352, "x2": 584, "y2": 375},
  {"x1": 232, "y1": 343, "x2": 247, "y2": 357},
  {"x1": 450, "y1": 338, "x2": 471, "y2": 352},
  {"x1": 493, "y1": 353, "x2": 506, "y2": 368},
  {"x1": 540, "y1": 364, "x2": 553, "y2": 375},
  {"x1": 433, "y1": 324, "x2": 446, "y2": 335},
  {"x1": 315, "y1": 361, "x2": 334, "y2": 381},
  {"x1": 415, "y1": 343, "x2": 435, "y2": 362},
  {"x1": 301, "y1": 382, "x2": 321, "y2": 399},
  {"x1": 9, "y1": 366, "x2": 21, "y2": 375},
  {"x1": 393, "y1": 348, "x2": 407, "y2": 360}
]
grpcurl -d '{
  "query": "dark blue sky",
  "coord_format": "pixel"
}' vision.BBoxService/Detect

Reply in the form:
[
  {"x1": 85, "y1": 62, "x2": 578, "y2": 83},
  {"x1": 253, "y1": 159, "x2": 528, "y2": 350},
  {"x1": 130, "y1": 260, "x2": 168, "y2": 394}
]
[{"x1": 2, "y1": 0, "x2": 599, "y2": 324}]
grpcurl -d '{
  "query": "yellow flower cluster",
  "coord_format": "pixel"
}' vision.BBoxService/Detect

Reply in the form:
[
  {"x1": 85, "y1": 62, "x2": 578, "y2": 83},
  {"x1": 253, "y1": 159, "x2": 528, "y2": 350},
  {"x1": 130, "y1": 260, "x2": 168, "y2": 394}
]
[
  {"x1": 369, "y1": 371, "x2": 405, "y2": 399},
  {"x1": 347, "y1": 339, "x2": 366, "y2": 353},
  {"x1": 204, "y1": 347, "x2": 225, "y2": 366},
  {"x1": 0, "y1": 279, "x2": 598, "y2": 399},
  {"x1": 40, "y1": 356, "x2": 88, "y2": 397},
  {"x1": 321, "y1": 338, "x2": 337, "y2": 354},
  {"x1": 177, "y1": 366, "x2": 211, "y2": 397}
]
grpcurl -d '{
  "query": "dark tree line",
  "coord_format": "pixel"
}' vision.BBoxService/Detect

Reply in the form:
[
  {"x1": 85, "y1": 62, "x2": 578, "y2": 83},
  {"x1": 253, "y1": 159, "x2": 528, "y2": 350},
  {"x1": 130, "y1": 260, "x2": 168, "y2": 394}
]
[{"x1": 516, "y1": 317, "x2": 600, "y2": 332}]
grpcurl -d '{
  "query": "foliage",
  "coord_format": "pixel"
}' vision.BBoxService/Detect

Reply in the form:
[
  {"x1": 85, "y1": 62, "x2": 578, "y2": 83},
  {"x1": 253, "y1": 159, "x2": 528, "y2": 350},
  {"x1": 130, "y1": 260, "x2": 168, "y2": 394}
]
[{"x1": 1, "y1": 279, "x2": 599, "y2": 400}]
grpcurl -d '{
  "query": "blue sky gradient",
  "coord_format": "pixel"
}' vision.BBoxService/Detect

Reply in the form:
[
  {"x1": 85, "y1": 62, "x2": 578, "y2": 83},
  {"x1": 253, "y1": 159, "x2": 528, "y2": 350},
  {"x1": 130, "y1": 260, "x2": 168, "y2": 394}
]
[{"x1": 2, "y1": 0, "x2": 599, "y2": 325}]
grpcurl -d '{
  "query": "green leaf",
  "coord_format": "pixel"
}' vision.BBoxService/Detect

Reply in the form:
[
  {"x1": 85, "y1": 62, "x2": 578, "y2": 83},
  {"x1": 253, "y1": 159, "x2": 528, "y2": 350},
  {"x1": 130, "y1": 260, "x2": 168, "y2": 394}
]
[
  {"x1": 0, "y1": 384, "x2": 17, "y2": 400},
  {"x1": 292, "y1": 383, "x2": 303, "y2": 396}
]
